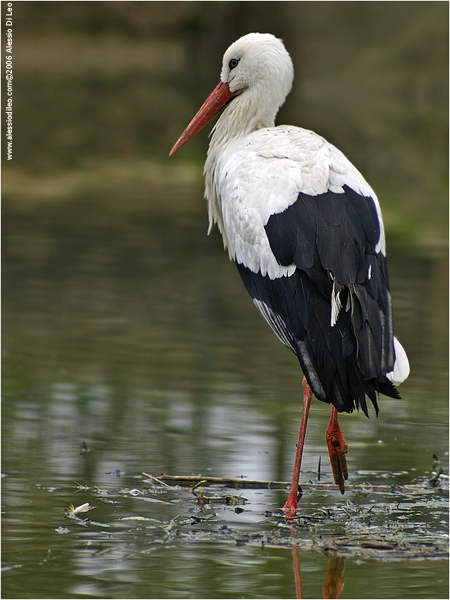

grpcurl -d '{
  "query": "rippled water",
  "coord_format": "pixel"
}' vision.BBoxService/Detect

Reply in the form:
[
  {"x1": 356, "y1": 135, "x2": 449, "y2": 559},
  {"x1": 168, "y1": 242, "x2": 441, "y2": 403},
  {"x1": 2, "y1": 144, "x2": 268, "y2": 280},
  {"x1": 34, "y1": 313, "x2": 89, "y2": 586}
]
[{"x1": 2, "y1": 193, "x2": 448, "y2": 599}]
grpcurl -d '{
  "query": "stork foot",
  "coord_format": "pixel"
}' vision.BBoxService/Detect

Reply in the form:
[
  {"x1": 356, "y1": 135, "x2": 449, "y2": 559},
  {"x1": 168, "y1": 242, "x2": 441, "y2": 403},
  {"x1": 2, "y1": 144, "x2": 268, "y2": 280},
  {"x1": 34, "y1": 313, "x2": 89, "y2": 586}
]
[
  {"x1": 326, "y1": 407, "x2": 348, "y2": 494},
  {"x1": 283, "y1": 488, "x2": 301, "y2": 518}
]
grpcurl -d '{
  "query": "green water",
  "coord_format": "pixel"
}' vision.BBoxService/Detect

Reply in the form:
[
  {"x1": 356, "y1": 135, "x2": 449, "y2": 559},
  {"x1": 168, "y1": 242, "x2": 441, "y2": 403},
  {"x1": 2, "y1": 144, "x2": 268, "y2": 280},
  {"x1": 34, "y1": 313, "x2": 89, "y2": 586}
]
[{"x1": 2, "y1": 197, "x2": 448, "y2": 599}]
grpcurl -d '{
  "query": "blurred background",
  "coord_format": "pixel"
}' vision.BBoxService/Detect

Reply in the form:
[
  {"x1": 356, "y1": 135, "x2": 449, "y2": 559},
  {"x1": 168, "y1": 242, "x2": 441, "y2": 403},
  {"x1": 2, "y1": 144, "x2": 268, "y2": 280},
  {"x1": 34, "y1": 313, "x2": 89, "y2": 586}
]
[
  {"x1": 2, "y1": 3, "x2": 449, "y2": 599},
  {"x1": 3, "y1": 1, "x2": 449, "y2": 241}
]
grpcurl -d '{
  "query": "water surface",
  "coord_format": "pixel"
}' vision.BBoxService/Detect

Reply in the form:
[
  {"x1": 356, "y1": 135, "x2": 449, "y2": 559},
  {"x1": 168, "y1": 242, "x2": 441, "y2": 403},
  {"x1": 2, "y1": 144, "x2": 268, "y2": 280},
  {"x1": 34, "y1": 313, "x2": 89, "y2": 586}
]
[{"x1": 2, "y1": 192, "x2": 448, "y2": 599}]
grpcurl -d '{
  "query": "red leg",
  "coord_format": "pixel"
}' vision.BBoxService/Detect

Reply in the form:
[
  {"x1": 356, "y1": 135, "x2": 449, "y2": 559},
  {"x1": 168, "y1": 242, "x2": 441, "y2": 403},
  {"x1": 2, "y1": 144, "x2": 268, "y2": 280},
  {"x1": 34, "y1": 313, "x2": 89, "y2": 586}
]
[
  {"x1": 326, "y1": 406, "x2": 348, "y2": 494},
  {"x1": 283, "y1": 377, "x2": 312, "y2": 516},
  {"x1": 291, "y1": 545, "x2": 303, "y2": 599}
]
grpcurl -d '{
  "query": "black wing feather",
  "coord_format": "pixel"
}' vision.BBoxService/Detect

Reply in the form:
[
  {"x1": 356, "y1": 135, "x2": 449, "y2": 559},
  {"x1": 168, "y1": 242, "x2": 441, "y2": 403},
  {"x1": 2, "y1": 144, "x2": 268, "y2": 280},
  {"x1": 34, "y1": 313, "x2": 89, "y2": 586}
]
[{"x1": 238, "y1": 185, "x2": 400, "y2": 415}]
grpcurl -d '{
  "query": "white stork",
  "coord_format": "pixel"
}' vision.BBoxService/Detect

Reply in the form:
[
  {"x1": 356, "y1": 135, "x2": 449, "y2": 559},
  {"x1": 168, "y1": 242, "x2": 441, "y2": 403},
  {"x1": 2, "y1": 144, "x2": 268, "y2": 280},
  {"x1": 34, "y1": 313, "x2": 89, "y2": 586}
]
[{"x1": 170, "y1": 32, "x2": 410, "y2": 516}]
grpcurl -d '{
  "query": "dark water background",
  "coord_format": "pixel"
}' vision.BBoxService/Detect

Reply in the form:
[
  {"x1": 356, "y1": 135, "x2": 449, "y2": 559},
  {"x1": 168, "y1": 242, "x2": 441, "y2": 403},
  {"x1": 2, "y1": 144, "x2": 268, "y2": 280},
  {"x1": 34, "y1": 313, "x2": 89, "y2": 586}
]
[
  {"x1": 2, "y1": 3, "x2": 448, "y2": 599},
  {"x1": 2, "y1": 198, "x2": 448, "y2": 599}
]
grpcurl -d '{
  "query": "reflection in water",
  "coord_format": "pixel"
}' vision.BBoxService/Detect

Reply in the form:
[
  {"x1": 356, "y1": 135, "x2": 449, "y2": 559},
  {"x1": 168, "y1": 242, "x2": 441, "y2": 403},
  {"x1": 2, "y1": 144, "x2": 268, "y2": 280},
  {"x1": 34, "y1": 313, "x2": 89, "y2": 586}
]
[
  {"x1": 322, "y1": 557, "x2": 346, "y2": 599},
  {"x1": 292, "y1": 544, "x2": 304, "y2": 598},
  {"x1": 291, "y1": 546, "x2": 346, "y2": 599}
]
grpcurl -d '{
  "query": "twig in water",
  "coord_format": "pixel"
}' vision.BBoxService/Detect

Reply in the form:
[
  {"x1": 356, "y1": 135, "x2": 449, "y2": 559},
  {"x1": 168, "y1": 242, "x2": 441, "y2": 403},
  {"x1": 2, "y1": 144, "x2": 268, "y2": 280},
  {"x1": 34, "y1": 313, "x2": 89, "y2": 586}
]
[
  {"x1": 142, "y1": 472, "x2": 172, "y2": 488},
  {"x1": 153, "y1": 474, "x2": 433, "y2": 495},
  {"x1": 191, "y1": 479, "x2": 208, "y2": 492}
]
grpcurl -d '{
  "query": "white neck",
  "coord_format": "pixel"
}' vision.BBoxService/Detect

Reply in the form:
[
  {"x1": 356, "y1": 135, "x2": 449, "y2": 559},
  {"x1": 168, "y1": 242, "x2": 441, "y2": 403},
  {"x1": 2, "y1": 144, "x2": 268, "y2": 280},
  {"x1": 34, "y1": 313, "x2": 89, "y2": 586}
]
[
  {"x1": 204, "y1": 90, "x2": 278, "y2": 249},
  {"x1": 210, "y1": 89, "x2": 276, "y2": 152},
  {"x1": 202, "y1": 33, "x2": 294, "y2": 250}
]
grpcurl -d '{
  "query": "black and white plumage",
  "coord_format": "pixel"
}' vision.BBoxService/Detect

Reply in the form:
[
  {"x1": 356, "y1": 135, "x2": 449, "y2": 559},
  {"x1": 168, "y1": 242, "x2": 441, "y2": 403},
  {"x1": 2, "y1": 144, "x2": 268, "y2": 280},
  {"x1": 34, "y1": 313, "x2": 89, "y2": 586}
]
[{"x1": 170, "y1": 32, "x2": 409, "y2": 512}]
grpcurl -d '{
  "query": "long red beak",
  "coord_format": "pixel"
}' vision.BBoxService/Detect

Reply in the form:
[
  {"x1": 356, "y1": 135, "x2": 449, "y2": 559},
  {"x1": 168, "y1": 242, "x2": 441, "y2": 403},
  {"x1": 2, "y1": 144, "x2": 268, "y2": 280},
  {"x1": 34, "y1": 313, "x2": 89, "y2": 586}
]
[{"x1": 169, "y1": 81, "x2": 236, "y2": 155}]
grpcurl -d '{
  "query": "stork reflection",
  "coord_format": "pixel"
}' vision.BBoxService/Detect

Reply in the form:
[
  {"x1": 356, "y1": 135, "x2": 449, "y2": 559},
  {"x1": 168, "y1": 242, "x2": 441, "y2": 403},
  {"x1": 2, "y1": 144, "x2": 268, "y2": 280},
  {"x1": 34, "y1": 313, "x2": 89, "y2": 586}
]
[{"x1": 291, "y1": 547, "x2": 346, "y2": 599}]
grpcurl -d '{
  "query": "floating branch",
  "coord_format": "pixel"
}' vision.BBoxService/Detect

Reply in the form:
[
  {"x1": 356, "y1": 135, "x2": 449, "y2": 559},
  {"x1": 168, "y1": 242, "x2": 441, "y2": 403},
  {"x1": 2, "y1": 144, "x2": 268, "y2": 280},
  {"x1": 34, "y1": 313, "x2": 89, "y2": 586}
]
[
  {"x1": 141, "y1": 472, "x2": 172, "y2": 488},
  {"x1": 143, "y1": 473, "x2": 289, "y2": 490},
  {"x1": 142, "y1": 473, "x2": 433, "y2": 494}
]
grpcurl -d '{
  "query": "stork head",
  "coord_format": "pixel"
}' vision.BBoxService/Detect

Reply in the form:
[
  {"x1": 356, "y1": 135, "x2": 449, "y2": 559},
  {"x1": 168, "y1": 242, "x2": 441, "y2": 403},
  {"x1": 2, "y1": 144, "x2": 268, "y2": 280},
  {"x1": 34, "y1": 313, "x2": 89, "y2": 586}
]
[
  {"x1": 220, "y1": 33, "x2": 294, "y2": 101},
  {"x1": 170, "y1": 33, "x2": 294, "y2": 155}
]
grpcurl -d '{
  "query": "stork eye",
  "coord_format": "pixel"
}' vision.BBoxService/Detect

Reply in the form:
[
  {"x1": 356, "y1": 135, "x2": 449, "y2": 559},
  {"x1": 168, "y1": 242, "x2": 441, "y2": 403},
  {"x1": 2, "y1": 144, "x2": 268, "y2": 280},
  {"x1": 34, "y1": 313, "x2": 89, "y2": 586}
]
[{"x1": 228, "y1": 58, "x2": 239, "y2": 70}]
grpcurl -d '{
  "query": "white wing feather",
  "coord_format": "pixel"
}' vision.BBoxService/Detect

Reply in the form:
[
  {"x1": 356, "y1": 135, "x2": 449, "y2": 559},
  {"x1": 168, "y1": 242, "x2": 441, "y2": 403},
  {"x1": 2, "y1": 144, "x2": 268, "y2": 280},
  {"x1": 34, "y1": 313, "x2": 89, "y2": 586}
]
[{"x1": 205, "y1": 125, "x2": 385, "y2": 279}]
